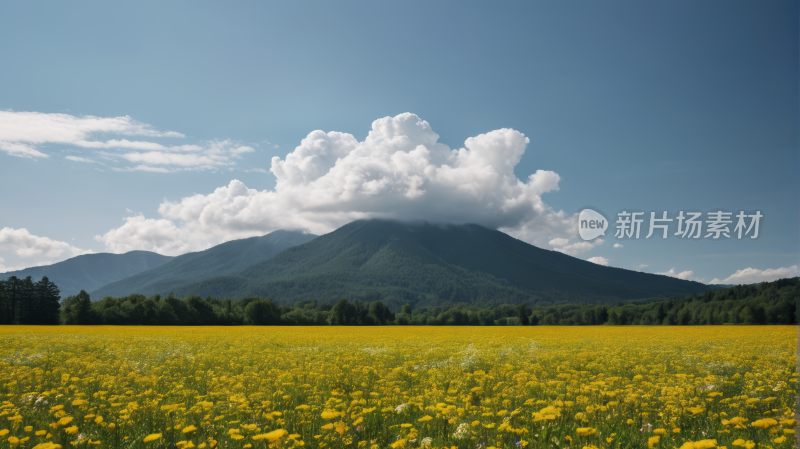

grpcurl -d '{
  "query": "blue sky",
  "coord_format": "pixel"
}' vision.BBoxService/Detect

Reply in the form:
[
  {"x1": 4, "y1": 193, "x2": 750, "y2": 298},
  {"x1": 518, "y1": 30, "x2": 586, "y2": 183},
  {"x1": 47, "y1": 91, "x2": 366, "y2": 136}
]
[{"x1": 0, "y1": 0, "x2": 797, "y2": 285}]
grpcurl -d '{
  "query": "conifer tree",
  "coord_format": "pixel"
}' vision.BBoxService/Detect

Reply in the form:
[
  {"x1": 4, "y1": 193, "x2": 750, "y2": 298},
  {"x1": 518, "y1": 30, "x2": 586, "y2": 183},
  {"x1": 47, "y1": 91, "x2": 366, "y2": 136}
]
[
  {"x1": 0, "y1": 279, "x2": 8, "y2": 324},
  {"x1": 64, "y1": 290, "x2": 95, "y2": 325},
  {"x1": 5, "y1": 276, "x2": 19, "y2": 324},
  {"x1": 36, "y1": 276, "x2": 61, "y2": 324},
  {"x1": 18, "y1": 276, "x2": 36, "y2": 323}
]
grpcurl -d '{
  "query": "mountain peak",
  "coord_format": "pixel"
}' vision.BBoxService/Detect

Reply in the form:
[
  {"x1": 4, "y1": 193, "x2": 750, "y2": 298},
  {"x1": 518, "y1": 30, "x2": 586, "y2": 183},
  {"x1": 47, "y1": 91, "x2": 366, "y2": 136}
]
[{"x1": 171, "y1": 219, "x2": 708, "y2": 307}]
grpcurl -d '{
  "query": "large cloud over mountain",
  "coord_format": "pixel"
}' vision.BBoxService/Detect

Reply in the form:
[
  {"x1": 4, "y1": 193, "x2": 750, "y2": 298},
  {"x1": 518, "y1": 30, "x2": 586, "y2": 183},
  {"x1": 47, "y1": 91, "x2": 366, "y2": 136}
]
[{"x1": 96, "y1": 113, "x2": 575, "y2": 255}]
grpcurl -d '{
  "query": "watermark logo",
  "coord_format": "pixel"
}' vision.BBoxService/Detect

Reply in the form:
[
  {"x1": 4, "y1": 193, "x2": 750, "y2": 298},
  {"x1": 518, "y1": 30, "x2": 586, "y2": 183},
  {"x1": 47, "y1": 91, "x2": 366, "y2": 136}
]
[
  {"x1": 578, "y1": 208, "x2": 608, "y2": 241},
  {"x1": 614, "y1": 210, "x2": 762, "y2": 240},
  {"x1": 578, "y1": 208, "x2": 762, "y2": 241}
]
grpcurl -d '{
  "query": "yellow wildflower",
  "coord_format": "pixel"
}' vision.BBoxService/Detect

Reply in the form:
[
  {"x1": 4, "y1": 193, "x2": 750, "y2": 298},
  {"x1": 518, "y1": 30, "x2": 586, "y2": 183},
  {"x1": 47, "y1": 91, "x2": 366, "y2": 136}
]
[
  {"x1": 143, "y1": 434, "x2": 162, "y2": 443},
  {"x1": 56, "y1": 418, "x2": 73, "y2": 427},
  {"x1": 254, "y1": 429, "x2": 287, "y2": 442},
  {"x1": 752, "y1": 418, "x2": 778, "y2": 428}
]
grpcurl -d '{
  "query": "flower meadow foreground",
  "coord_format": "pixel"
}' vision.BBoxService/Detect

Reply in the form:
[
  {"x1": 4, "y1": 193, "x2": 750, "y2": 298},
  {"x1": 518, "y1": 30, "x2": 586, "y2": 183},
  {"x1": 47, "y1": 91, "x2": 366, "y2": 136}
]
[{"x1": 0, "y1": 326, "x2": 796, "y2": 449}]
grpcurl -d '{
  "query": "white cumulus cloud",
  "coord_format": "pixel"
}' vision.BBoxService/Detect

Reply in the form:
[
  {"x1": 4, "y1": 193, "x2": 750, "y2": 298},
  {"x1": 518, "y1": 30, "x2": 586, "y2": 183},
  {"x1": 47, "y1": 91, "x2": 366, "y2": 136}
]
[
  {"x1": 0, "y1": 257, "x2": 26, "y2": 273},
  {"x1": 0, "y1": 228, "x2": 92, "y2": 271},
  {"x1": 548, "y1": 238, "x2": 570, "y2": 247},
  {"x1": 587, "y1": 256, "x2": 611, "y2": 266},
  {"x1": 96, "y1": 113, "x2": 575, "y2": 255},
  {"x1": 657, "y1": 268, "x2": 702, "y2": 282},
  {"x1": 550, "y1": 238, "x2": 603, "y2": 256},
  {"x1": 96, "y1": 215, "x2": 193, "y2": 256},
  {"x1": 613, "y1": 243, "x2": 623, "y2": 248},
  {"x1": 709, "y1": 266, "x2": 798, "y2": 285}
]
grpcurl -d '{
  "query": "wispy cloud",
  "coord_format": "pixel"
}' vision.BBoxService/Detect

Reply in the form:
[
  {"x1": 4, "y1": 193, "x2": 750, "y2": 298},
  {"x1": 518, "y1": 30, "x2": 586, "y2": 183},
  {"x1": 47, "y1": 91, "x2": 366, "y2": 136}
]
[
  {"x1": 65, "y1": 155, "x2": 97, "y2": 163},
  {"x1": 111, "y1": 165, "x2": 173, "y2": 174},
  {"x1": 0, "y1": 110, "x2": 256, "y2": 172},
  {"x1": 0, "y1": 141, "x2": 49, "y2": 159}
]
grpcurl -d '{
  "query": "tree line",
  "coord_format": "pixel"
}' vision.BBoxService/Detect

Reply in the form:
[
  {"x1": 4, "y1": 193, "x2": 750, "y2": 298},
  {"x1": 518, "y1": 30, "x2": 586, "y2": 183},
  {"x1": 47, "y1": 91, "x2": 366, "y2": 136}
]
[
  {"x1": 0, "y1": 276, "x2": 62, "y2": 324},
  {"x1": 1, "y1": 275, "x2": 794, "y2": 326},
  {"x1": 52, "y1": 276, "x2": 797, "y2": 326}
]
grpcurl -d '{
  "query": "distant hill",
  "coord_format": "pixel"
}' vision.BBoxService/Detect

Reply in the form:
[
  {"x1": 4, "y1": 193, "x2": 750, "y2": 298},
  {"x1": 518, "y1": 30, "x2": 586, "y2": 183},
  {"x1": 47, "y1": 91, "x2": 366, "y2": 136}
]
[
  {"x1": 1, "y1": 251, "x2": 173, "y2": 298},
  {"x1": 90, "y1": 230, "x2": 317, "y2": 299},
  {"x1": 172, "y1": 219, "x2": 711, "y2": 308}
]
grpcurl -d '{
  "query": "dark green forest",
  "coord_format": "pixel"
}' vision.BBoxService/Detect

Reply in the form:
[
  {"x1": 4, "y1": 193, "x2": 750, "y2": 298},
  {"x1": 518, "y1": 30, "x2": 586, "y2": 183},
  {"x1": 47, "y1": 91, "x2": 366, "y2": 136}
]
[
  {"x1": 52, "y1": 276, "x2": 797, "y2": 326},
  {"x1": 1, "y1": 275, "x2": 795, "y2": 326},
  {"x1": 0, "y1": 276, "x2": 62, "y2": 324}
]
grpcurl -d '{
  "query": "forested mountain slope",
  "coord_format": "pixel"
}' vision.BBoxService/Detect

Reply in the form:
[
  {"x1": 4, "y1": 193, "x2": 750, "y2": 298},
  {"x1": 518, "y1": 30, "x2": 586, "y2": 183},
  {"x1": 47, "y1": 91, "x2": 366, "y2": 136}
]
[
  {"x1": 91, "y1": 230, "x2": 317, "y2": 298},
  {"x1": 174, "y1": 219, "x2": 710, "y2": 308},
  {"x1": 1, "y1": 251, "x2": 172, "y2": 297}
]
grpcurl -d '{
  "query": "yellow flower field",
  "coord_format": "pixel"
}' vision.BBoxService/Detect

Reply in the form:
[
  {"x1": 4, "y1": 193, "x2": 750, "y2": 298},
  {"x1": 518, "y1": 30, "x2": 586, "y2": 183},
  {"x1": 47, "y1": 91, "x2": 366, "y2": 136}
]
[{"x1": 0, "y1": 326, "x2": 796, "y2": 449}]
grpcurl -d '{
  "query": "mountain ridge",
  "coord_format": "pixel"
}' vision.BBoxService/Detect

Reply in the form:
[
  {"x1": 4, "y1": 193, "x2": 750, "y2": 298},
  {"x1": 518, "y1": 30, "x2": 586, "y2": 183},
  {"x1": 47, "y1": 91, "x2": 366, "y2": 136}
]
[
  {"x1": 171, "y1": 219, "x2": 710, "y2": 308},
  {"x1": 1, "y1": 251, "x2": 173, "y2": 297},
  {"x1": 90, "y1": 230, "x2": 318, "y2": 298}
]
